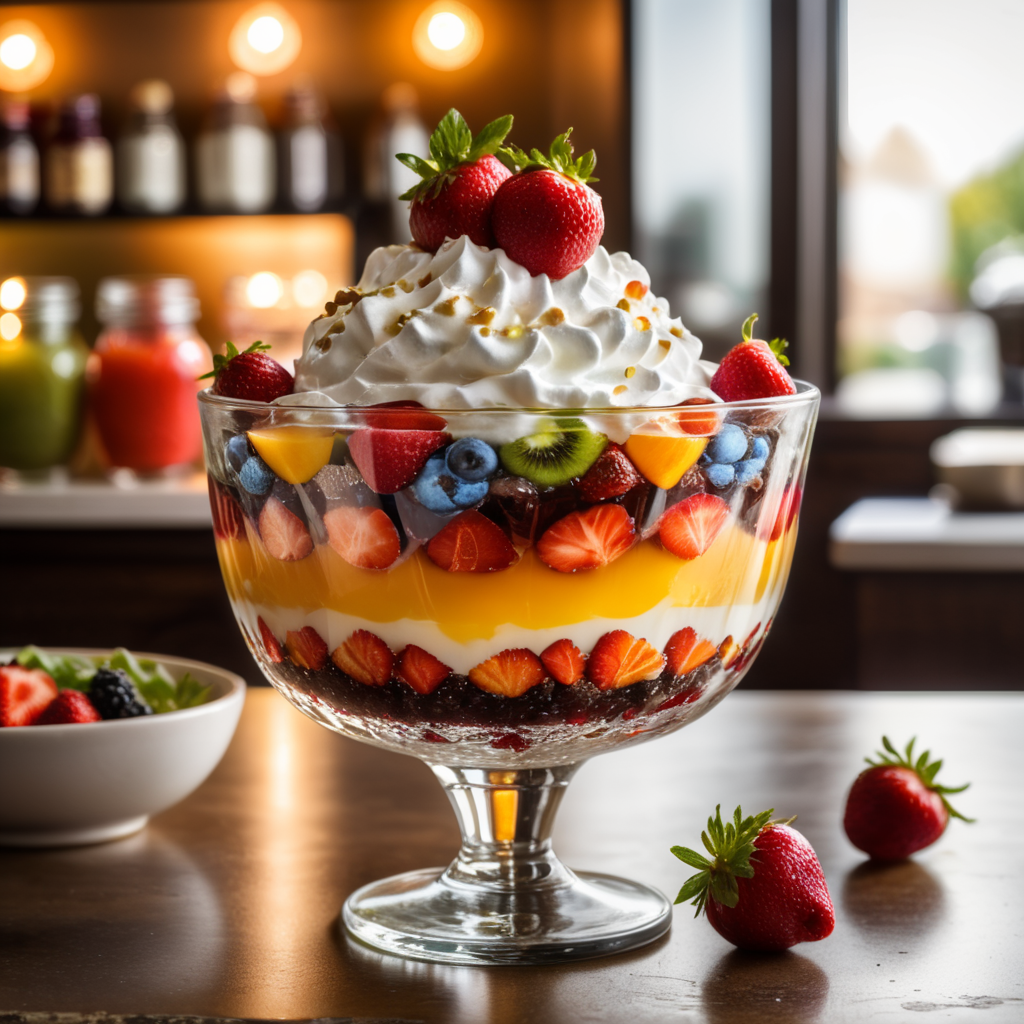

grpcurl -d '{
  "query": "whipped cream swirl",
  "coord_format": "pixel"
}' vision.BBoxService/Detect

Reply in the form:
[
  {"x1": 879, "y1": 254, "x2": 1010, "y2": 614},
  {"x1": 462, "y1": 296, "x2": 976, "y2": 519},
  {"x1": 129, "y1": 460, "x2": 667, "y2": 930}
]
[{"x1": 288, "y1": 235, "x2": 713, "y2": 410}]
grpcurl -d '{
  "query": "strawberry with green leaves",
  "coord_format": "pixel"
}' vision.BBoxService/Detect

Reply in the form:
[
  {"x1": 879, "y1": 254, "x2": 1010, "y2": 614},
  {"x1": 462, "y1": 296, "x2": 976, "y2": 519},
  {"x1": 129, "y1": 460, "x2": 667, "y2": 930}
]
[
  {"x1": 672, "y1": 805, "x2": 835, "y2": 952},
  {"x1": 398, "y1": 109, "x2": 513, "y2": 252},
  {"x1": 843, "y1": 736, "x2": 972, "y2": 861},
  {"x1": 710, "y1": 314, "x2": 797, "y2": 401},
  {"x1": 492, "y1": 129, "x2": 605, "y2": 279},
  {"x1": 200, "y1": 340, "x2": 293, "y2": 403}
]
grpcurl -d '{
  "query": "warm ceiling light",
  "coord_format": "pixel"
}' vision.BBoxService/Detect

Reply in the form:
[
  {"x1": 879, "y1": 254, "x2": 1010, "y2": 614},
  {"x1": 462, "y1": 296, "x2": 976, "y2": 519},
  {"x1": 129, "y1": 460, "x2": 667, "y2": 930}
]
[
  {"x1": 414, "y1": 2, "x2": 483, "y2": 71},
  {"x1": 0, "y1": 312, "x2": 22, "y2": 341},
  {"x1": 0, "y1": 277, "x2": 27, "y2": 311},
  {"x1": 292, "y1": 270, "x2": 328, "y2": 308},
  {"x1": 0, "y1": 20, "x2": 54, "y2": 92},
  {"x1": 246, "y1": 272, "x2": 284, "y2": 308},
  {"x1": 229, "y1": 3, "x2": 301, "y2": 76}
]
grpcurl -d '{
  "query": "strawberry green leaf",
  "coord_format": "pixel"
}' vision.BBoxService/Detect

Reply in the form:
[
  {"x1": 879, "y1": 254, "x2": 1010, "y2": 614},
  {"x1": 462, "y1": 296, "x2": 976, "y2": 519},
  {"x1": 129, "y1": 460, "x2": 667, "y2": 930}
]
[
  {"x1": 741, "y1": 313, "x2": 758, "y2": 343},
  {"x1": 396, "y1": 153, "x2": 438, "y2": 178},
  {"x1": 498, "y1": 127, "x2": 599, "y2": 184},
  {"x1": 468, "y1": 114, "x2": 514, "y2": 162},
  {"x1": 866, "y1": 735, "x2": 975, "y2": 823},
  {"x1": 199, "y1": 340, "x2": 272, "y2": 381},
  {"x1": 670, "y1": 845, "x2": 711, "y2": 870},
  {"x1": 769, "y1": 337, "x2": 791, "y2": 367}
]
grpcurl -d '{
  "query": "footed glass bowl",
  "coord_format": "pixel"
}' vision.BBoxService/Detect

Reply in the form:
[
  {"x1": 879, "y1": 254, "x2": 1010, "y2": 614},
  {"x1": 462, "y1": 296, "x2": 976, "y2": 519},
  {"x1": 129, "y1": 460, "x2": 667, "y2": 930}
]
[{"x1": 199, "y1": 385, "x2": 819, "y2": 965}]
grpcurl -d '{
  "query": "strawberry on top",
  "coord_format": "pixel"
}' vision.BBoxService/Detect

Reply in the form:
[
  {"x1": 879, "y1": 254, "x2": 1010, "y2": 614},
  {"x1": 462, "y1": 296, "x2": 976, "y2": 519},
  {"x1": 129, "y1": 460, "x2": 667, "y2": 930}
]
[
  {"x1": 398, "y1": 109, "x2": 514, "y2": 252},
  {"x1": 710, "y1": 314, "x2": 797, "y2": 402},
  {"x1": 200, "y1": 340, "x2": 294, "y2": 404}
]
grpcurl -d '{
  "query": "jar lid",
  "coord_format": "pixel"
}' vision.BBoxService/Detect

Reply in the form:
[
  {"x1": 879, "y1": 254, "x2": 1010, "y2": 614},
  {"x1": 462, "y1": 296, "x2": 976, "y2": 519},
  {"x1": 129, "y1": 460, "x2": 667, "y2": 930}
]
[
  {"x1": 96, "y1": 275, "x2": 200, "y2": 327},
  {"x1": 14, "y1": 277, "x2": 80, "y2": 324}
]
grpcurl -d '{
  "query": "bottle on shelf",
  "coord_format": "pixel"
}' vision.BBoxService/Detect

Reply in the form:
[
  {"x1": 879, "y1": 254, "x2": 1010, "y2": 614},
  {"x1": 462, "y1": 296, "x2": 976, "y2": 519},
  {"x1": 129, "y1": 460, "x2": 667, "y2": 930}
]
[
  {"x1": 0, "y1": 101, "x2": 40, "y2": 215},
  {"x1": 45, "y1": 94, "x2": 114, "y2": 216},
  {"x1": 277, "y1": 81, "x2": 343, "y2": 213},
  {"x1": 89, "y1": 276, "x2": 213, "y2": 473},
  {"x1": 196, "y1": 72, "x2": 276, "y2": 214},
  {"x1": 0, "y1": 277, "x2": 88, "y2": 473},
  {"x1": 117, "y1": 79, "x2": 187, "y2": 214}
]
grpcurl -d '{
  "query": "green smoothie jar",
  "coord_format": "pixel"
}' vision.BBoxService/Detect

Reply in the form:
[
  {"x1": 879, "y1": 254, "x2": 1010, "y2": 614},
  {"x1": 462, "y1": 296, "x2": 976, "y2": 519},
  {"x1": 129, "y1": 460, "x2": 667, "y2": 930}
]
[{"x1": 0, "y1": 277, "x2": 88, "y2": 472}]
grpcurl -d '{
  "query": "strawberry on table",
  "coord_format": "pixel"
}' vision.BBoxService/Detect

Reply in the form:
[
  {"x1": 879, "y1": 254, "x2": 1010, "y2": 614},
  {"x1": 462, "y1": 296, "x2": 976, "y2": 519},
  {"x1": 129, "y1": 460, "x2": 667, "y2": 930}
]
[
  {"x1": 537, "y1": 504, "x2": 635, "y2": 573},
  {"x1": 672, "y1": 805, "x2": 835, "y2": 952},
  {"x1": 843, "y1": 736, "x2": 972, "y2": 861},
  {"x1": 0, "y1": 665, "x2": 59, "y2": 726},
  {"x1": 492, "y1": 129, "x2": 605, "y2": 280},
  {"x1": 35, "y1": 689, "x2": 101, "y2": 725},
  {"x1": 710, "y1": 314, "x2": 797, "y2": 402},
  {"x1": 398, "y1": 108, "x2": 514, "y2": 251},
  {"x1": 200, "y1": 340, "x2": 294, "y2": 403},
  {"x1": 659, "y1": 493, "x2": 731, "y2": 561}
]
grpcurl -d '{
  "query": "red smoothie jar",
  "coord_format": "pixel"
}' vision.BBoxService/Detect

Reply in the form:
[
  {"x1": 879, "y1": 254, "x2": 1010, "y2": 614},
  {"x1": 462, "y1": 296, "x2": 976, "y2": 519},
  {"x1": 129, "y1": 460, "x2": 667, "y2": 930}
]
[{"x1": 90, "y1": 276, "x2": 212, "y2": 472}]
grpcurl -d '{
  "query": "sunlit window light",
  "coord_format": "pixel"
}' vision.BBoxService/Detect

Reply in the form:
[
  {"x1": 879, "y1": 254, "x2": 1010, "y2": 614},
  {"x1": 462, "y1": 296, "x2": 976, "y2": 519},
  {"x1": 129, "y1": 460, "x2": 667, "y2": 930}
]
[
  {"x1": 0, "y1": 312, "x2": 22, "y2": 341},
  {"x1": 246, "y1": 272, "x2": 284, "y2": 308},
  {"x1": 0, "y1": 20, "x2": 54, "y2": 92},
  {"x1": 229, "y1": 3, "x2": 301, "y2": 76},
  {"x1": 292, "y1": 269, "x2": 328, "y2": 308},
  {"x1": 413, "y1": 2, "x2": 483, "y2": 71},
  {"x1": 0, "y1": 277, "x2": 27, "y2": 311}
]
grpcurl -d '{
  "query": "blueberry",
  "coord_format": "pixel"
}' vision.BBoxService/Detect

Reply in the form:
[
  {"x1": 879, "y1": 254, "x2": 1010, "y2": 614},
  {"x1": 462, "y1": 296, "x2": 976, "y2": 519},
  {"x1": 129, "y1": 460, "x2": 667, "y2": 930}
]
[
  {"x1": 734, "y1": 458, "x2": 766, "y2": 485},
  {"x1": 446, "y1": 438, "x2": 498, "y2": 482},
  {"x1": 706, "y1": 423, "x2": 748, "y2": 464},
  {"x1": 706, "y1": 463, "x2": 736, "y2": 489},
  {"x1": 750, "y1": 436, "x2": 770, "y2": 462},
  {"x1": 239, "y1": 455, "x2": 276, "y2": 495},
  {"x1": 225, "y1": 434, "x2": 250, "y2": 473},
  {"x1": 412, "y1": 456, "x2": 489, "y2": 513}
]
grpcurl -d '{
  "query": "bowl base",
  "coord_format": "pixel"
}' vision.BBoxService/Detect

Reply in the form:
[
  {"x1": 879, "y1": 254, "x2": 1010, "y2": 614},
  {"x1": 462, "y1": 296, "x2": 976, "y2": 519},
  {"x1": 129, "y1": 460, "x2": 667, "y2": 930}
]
[
  {"x1": 0, "y1": 815, "x2": 148, "y2": 848},
  {"x1": 342, "y1": 865, "x2": 672, "y2": 966}
]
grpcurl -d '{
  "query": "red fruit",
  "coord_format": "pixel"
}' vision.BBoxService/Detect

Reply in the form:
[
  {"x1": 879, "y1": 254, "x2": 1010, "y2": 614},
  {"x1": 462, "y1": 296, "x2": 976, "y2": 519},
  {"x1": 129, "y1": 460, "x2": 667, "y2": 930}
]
[
  {"x1": 540, "y1": 639, "x2": 586, "y2": 685},
  {"x1": 664, "y1": 627, "x2": 717, "y2": 677},
  {"x1": 426, "y1": 510, "x2": 517, "y2": 572},
  {"x1": 843, "y1": 736, "x2": 972, "y2": 861},
  {"x1": 208, "y1": 479, "x2": 245, "y2": 540},
  {"x1": 361, "y1": 401, "x2": 447, "y2": 431},
  {"x1": 673, "y1": 805, "x2": 835, "y2": 952},
  {"x1": 259, "y1": 497, "x2": 313, "y2": 561},
  {"x1": 395, "y1": 645, "x2": 451, "y2": 695},
  {"x1": 202, "y1": 340, "x2": 294, "y2": 403},
  {"x1": 492, "y1": 129, "x2": 604, "y2": 280},
  {"x1": 577, "y1": 443, "x2": 642, "y2": 502},
  {"x1": 710, "y1": 314, "x2": 796, "y2": 402},
  {"x1": 674, "y1": 397, "x2": 722, "y2": 438},
  {"x1": 469, "y1": 648, "x2": 546, "y2": 697},
  {"x1": 331, "y1": 630, "x2": 394, "y2": 686},
  {"x1": 586, "y1": 630, "x2": 665, "y2": 690},
  {"x1": 537, "y1": 503, "x2": 635, "y2": 573},
  {"x1": 659, "y1": 493, "x2": 731, "y2": 560},
  {"x1": 324, "y1": 505, "x2": 401, "y2": 570},
  {"x1": 399, "y1": 109, "x2": 514, "y2": 250},
  {"x1": 760, "y1": 483, "x2": 803, "y2": 542},
  {"x1": 285, "y1": 626, "x2": 329, "y2": 671},
  {"x1": 717, "y1": 635, "x2": 740, "y2": 669},
  {"x1": 0, "y1": 666, "x2": 58, "y2": 726},
  {"x1": 348, "y1": 427, "x2": 451, "y2": 494},
  {"x1": 491, "y1": 732, "x2": 530, "y2": 752},
  {"x1": 257, "y1": 616, "x2": 285, "y2": 663},
  {"x1": 35, "y1": 689, "x2": 101, "y2": 725}
]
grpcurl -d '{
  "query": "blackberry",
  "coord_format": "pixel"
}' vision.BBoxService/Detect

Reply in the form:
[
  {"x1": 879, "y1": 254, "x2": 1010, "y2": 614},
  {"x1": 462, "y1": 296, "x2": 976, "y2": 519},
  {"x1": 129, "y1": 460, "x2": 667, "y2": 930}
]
[{"x1": 88, "y1": 668, "x2": 154, "y2": 719}]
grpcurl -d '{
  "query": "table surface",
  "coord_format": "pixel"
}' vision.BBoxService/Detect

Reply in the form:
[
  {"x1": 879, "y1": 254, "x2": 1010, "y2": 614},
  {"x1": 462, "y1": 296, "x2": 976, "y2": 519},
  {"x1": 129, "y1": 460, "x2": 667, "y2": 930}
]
[{"x1": 2, "y1": 688, "x2": 1022, "y2": 1024}]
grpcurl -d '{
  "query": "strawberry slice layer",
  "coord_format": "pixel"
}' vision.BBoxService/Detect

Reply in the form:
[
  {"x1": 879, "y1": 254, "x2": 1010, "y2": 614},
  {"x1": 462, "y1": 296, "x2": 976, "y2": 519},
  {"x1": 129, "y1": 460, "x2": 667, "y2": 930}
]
[
  {"x1": 324, "y1": 505, "x2": 401, "y2": 570},
  {"x1": 540, "y1": 639, "x2": 586, "y2": 686},
  {"x1": 664, "y1": 627, "x2": 718, "y2": 677},
  {"x1": 426, "y1": 510, "x2": 517, "y2": 572},
  {"x1": 537, "y1": 503, "x2": 635, "y2": 573},
  {"x1": 586, "y1": 630, "x2": 665, "y2": 691},
  {"x1": 332, "y1": 630, "x2": 394, "y2": 686},
  {"x1": 0, "y1": 666, "x2": 59, "y2": 726},
  {"x1": 286, "y1": 626, "x2": 329, "y2": 670},
  {"x1": 259, "y1": 497, "x2": 313, "y2": 561},
  {"x1": 659, "y1": 493, "x2": 731, "y2": 561},
  {"x1": 209, "y1": 479, "x2": 245, "y2": 540},
  {"x1": 348, "y1": 427, "x2": 451, "y2": 494},
  {"x1": 258, "y1": 616, "x2": 285, "y2": 664},
  {"x1": 469, "y1": 648, "x2": 547, "y2": 697},
  {"x1": 396, "y1": 644, "x2": 452, "y2": 695}
]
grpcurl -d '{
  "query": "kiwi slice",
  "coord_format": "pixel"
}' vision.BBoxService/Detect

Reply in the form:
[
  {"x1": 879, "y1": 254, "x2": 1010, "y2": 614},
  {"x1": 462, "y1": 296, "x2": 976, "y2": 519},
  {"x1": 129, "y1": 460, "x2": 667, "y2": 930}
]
[{"x1": 499, "y1": 418, "x2": 607, "y2": 487}]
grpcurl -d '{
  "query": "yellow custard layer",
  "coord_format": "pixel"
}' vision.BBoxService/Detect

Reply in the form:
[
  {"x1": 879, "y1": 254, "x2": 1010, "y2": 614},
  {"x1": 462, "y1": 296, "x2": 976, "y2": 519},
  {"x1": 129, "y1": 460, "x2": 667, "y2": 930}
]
[{"x1": 216, "y1": 521, "x2": 797, "y2": 644}]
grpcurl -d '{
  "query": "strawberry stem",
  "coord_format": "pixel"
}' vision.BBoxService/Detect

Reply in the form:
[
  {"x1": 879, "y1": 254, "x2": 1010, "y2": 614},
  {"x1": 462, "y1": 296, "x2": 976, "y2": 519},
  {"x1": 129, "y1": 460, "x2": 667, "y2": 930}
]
[
  {"x1": 198, "y1": 339, "x2": 272, "y2": 381},
  {"x1": 867, "y1": 736, "x2": 974, "y2": 823},
  {"x1": 498, "y1": 128, "x2": 599, "y2": 184},
  {"x1": 739, "y1": 313, "x2": 791, "y2": 366}
]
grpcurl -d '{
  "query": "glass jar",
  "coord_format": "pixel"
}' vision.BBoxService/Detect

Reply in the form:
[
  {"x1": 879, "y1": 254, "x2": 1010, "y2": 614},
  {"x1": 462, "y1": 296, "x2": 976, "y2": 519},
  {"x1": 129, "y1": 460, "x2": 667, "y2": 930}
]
[
  {"x1": 0, "y1": 277, "x2": 88, "y2": 472},
  {"x1": 0, "y1": 100, "x2": 40, "y2": 215},
  {"x1": 89, "y1": 276, "x2": 213, "y2": 472},
  {"x1": 116, "y1": 80, "x2": 187, "y2": 214},
  {"x1": 45, "y1": 94, "x2": 114, "y2": 216},
  {"x1": 277, "y1": 83, "x2": 343, "y2": 213}
]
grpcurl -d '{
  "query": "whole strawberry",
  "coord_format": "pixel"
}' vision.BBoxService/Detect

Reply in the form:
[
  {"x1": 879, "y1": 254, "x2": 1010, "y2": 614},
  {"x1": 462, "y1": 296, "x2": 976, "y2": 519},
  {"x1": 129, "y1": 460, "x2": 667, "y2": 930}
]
[
  {"x1": 200, "y1": 340, "x2": 293, "y2": 403},
  {"x1": 398, "y1": 109, "x2": 513, "y2": 251},
  {"x1": 492, "y1": 129, "x2": 604, "y2": 280},
  {"x1": 710, "y1": 314, "x2": 797, "y2": 401},
  {"x1": 672, "y1": 805, "x2": 834, "y2": 952},
  {"x1": 844, "y1": 736, "x2": 972, "y2": 861},
  {"x1": 35, "y1": 689, "x2": 101, "y2": 725}
]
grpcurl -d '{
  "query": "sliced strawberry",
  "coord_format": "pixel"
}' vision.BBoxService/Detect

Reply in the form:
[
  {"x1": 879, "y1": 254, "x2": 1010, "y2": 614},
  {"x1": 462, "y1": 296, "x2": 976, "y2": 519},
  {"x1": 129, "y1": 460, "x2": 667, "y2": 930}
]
[
  {"x1": 659, "y1": 493, "x2": 731, "y2": 560},
  {"x1": 674, "y1": 397, "x2": 722, "y2": 437},
  {"x1": 578, "y1": 443, "x2": 642, "y2": 502},
  {"x1": 540, "y1": 639, "x2": 586, "y2": 685},
  {"x1": 653, "y1": 683, "x2": 706, "y2": 714},
  {"x1": 0, "y1": 665, "x2": 59, "y2": 726},
  {"x1": 259, "y1": 497, "x2": 313, "y2": 561},
  {"x1": 258, "y1": 616, "x2": 285, "y2": 663},
  {"x1": 586, "y1": 631, "x2": 665, "y2": 690},
  {"x1": 361, "y1": 401, "x2": 448, "y2": 431},
  {"x1": 760, "y1": 484, "x2": 803, "y2": 542},
  {"x1": 285, "y1": 626, "x2": 329, "y2": 670},
  {"x1": 664, "y1": 627, "x2": 717, "y2": 677},
  {"x1": 324, "y1": 505, "x2": 401, "y2": 570},
  {"x1": 718, "y1": 635, "x2": 741, "y2": 669},
  {"x1": 537, "y1": 503, "x2": 635, "y2": 573},
  {"x1": 491, "y1": 732, "x2": 530, "y2": 751},
  {"x1": 347, "y1": 427, "x2": 451, "y2": 494},
  {"x1": 426, "y1": 510, "x2": 517, "y2": 572},
  {"x1": 35, "y1": 689, "x2": 101, "y2": 725},
  {"x1": 395, "y1": 644, "x2": 452, "y2": 695},
  {"x1": 209, "y1": 479, "x2": 245, "y2": 540},
  {"x1": 469, "y1": 648, "x2": 546, "y2": 697},
  {"x1": 332, "y1": 630, "x2": 394, "y2": 686}
]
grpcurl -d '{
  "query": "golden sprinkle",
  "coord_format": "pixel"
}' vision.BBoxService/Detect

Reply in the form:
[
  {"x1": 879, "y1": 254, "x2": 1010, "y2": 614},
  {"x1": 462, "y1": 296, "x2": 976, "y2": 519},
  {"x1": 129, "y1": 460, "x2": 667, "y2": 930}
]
[
  {"x1": 625, "y1": 366, "x2": 636, "y2": 378},
  {"x1": 398, "y1": 278, "x2": 414, "y2": 293},
  {"x1": 652, "y1": 306, "x2": 661, "y2": 314},
  {"x1": 540, "y1": 307, "x2": 565, "y2": 326},
  {"x1": 324, "y1": 301, "x2": 338, "y2": 316},
  {"x1": 634, "y1": 316, "x2": 651, "y2": 332},
  {"x1": 386, "y1": 312, "x2": 413, "y2": 336},
  {"x1": 334, "y1": 288, "x2": 362, "y2": 306},
  {"x1": 480, "y1": 327, "x2": 491, "y2": 337},
  {"x1": 502, "y1": 324, "x2": 525, "y2": 339},
  {"x1": 381, "y1": 285, "x2": 396, "y2": 298},
  {"x1": 670, "y1": 326, "x2": 684, "y2": 338},
  {"x1": 614, "y1": 385, "x2": 628, "y2": 395},
  {"x1": 314, "y1": 335, "x2": 333, "y2": 352},
  {"x1": 434, "y1": 297, "x2": 458, "y2": 316},
  {"x1": 417, "y1": 273, "x2": 433, "y2": 289},
  {"x1": 616, "y1": 298, "x2": 631, "y2": 312},
  {"x1": 659, "y1": 338, "x2": 671, "y2": 351},
  {"x1": 625, "y1": 279, "x2": 648, "y2": 300},
  {"x1": 467, "y1": 306, "x2": 497, "y2": 326},
  {"x1": 328, "y1": 319, "x2": 346, "y2": 336}
]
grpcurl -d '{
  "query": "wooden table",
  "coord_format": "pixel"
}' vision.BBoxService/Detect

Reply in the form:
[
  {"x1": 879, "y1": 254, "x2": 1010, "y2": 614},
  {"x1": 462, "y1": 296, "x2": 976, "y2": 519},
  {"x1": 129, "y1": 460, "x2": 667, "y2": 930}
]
[{"x1": 2, "y1": 688, "x2": 1022, "y2": 1023}]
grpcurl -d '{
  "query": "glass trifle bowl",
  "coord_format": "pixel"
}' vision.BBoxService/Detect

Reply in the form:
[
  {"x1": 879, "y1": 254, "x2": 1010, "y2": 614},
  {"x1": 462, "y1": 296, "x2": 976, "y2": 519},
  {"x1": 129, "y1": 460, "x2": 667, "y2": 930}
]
[{"x1": 199, "y1": 386, "x2": 818, "y2": 964}]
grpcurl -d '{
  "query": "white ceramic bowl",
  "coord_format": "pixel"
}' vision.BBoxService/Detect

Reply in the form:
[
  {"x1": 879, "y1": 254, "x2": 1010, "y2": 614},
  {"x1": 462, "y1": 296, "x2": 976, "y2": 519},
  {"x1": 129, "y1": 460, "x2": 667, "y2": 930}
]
[{"x1": 0, "y1": 649, "x2": 246, "y2": 847}]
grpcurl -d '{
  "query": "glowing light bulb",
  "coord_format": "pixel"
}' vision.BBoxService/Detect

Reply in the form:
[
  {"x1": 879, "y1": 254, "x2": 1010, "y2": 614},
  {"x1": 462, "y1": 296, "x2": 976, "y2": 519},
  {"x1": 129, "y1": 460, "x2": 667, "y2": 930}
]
[
  {"x1": 248, "y1": 15, "x2": 284, "y2": 54},
  {"x1": 292, "y1": 270, "x2": 328, "y2": 308},
  {"x1": 0, "y1": 277, "x2": 27, "y2": 311},
  {"x1": 413, "y1": 3, "x2": 483, "y2": 71},
  {"x1": 0, "y1": 33, "x2": 35, "y2": 70},
  {"x1": 0, "y1": 20, "x2": 54, "y2": 91},
  {"x1": 246, "y1": 272, "x2": 284, "y2": 308},
  {"x1": 0, "y1": 312, "x2": 22, "y2": 341},
  {"x1": 427, "y1": 12, "x2": 466, "y2": 51},
  {"x1": 230, "y1": 4, "x2": 301, "y2": 76}
]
